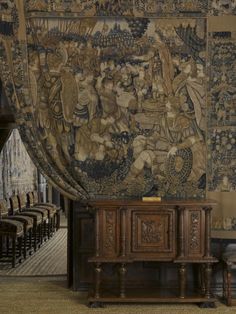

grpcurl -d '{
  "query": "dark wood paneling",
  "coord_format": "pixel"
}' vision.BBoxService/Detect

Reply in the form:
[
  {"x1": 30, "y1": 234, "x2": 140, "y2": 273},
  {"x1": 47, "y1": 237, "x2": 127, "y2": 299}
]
[{"x1": 72, "y1": 202, "x2": 95, "y2": 291}]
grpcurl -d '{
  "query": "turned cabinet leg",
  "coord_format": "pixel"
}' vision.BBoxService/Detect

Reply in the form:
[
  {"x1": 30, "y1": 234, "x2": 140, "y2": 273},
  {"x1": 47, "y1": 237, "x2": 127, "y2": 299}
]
[
  {"x1": 199, "y1": 264, "x2": 206, "y2": 295},
  {"x1": 119, "y1": 263, "x2": 127, "y2": 298},
  {"x1": 204, "y1": 263, "x2": 212, "y2": 299},
  {"x1": 179, "y1": 263, "x2": 186, "y2": 298},
  {"x1": 223, "y1": 266, "x2": 226, "y2": 300},
  {"x1": 94, "y1": 263, "x2": 102, "y2": 299},
  {"x1": 226, "y1": 265, "x2": 232, "y2": 306}
]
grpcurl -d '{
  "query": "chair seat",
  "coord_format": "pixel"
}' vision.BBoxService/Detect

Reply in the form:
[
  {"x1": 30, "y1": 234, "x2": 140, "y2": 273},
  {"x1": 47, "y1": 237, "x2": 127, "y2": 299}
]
[
  {"x1": 0, "y1": 219, "x2": 24, "y2": 236},
  {"x1": 34, "y1": 203, "x2": 58, "y2": 213},
  {"x1": 2, "y1": 216, "x2": 33, "y2": 230},
  {"x1": 20, "y1": 211, "x2": 42, "y2": 224},
  {"x1": 26, "y1": 207, "x2": 48, "y2": 220},
  {"x1": 33, "y1": 205, "x2": 56, "y2": 217}
]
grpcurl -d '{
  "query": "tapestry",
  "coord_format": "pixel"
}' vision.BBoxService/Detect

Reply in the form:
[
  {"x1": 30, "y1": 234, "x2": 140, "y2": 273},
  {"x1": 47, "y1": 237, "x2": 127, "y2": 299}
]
[
  {"x1": 0, "y1": 1, "x2": 207, "y2": 199},
  {"x1": 210, "y1": 0, "x2": 236, "y2": 15},
  {"x1": 0, "y1": 129, "x2": 37, "y2": 200},
  {"x1": 25, "y1": 0, "x2": 208, "y2": 17},
  {"x1": 207, "y1": 29, "x2": 236, "y2": 192}
]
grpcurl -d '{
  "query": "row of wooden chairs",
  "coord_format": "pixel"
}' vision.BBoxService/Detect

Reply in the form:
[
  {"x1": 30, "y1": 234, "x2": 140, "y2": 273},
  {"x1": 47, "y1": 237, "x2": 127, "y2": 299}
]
[{"x1": 0, "y1": 191, "x2": 60, "y2": 268}]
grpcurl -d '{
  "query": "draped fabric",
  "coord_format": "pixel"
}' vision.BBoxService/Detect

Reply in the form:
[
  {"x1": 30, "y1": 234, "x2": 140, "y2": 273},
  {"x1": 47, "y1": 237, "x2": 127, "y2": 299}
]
[
  {"x1": 0, "y1": 0, "x2": 223, "y2": 199},
  {"x1": 0, "y1": 129, "x2": 11, "y2": 153},
  {"x1": 0, "y1": 129, "x2": 37, "y2": 200}
]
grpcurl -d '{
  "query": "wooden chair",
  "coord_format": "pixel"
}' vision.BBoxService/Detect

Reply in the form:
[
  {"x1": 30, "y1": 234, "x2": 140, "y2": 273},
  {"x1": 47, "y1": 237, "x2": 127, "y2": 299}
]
[
  {"x1": 27, "y1": 192, "x2": 56, "y2": 238},
  {"x1": 18, "y1": 193, "x2": 49, "y2": 243},
  {"x1": 0, "y1": 204, "x2": 24, "y2": 268},
  {"x1": 0, "y1": 199, "x2": 34, "y2": 259},
  {"x1": 31, "y1": 190, "x2": 60, "y2": 231},
  {"x1": 223, "y1": 245, "x2": 236, "y2": 306},
  {"x1": 10, "y1": 195, "x2": 43, "y2": 252}
]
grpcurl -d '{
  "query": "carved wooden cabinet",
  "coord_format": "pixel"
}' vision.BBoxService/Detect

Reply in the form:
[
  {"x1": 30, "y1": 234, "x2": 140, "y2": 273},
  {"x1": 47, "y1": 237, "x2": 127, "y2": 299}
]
[{"x1": 86, "y1": 200, "x2": 217, "y2": 307}]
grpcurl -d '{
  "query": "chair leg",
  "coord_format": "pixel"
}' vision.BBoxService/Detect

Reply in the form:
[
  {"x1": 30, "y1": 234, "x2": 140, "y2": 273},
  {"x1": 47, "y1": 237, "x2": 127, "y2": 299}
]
[
  {"x1": 29, "y1": 229, "x2": 32, "y2": 254},
  {"x1": 56, "y1": 212, "x2": 60, "y2": 230},
  {"x1": 44, "y1": 221, "x2": 47, "y2": 242},
  {"x1": 0, "y1": 235, "x2": 3, "y2": 258},
  {"x1": 39, "y1": 224, "x2": 43, "y2": 246},
  {"x1": 33, "y1": 226, "x2": 37, "y2": 252},
  {"x1": 47, "y1": 219, "x2": 51, "y2": 239},
  {"x1": 18, "y1": 237, "x2": 22, "y2": 262},
  {"x1": 51, "y1": 218, "x2": 54, "y2": 236},
  {"x1": 12, "y1": 236, "x2": 16, "y2": 268},
  {"x1": 6, "y1": 236, "x2": 10, "y2": 257},
  {"x1": 23, "y1": 234, "x2": 27, "y2": 259}
]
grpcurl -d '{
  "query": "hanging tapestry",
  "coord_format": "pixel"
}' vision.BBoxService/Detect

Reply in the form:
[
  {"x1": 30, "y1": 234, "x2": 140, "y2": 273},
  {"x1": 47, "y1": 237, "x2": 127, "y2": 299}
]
[
  {"x1": 210, "y1": 0, "x2": 236, "y2": 15},
  {"x1": 0, "y1": 1, "x2": 207, "y2": 200},
  {"x1": 0, "y1": 129, "x2": 37, "y2": 200},
  {"x1": 25, "y1": 0, "x2": 208, "y2": 17},
  {"x1": 207, "y1": 25, "x2": 236, "y2": 192}
]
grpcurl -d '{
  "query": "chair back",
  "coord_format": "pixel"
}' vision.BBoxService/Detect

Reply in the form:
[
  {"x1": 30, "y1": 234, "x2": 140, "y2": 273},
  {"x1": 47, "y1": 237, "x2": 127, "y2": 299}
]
[
  {"x1": 18, "y1": 193, "x2": 27, "y2": 210},
  {"x1": 9, "y1": 195, "x2": 20, "y2": 215},
  {"x1": 32, "y1": 190, "x2": 39, "y2": 203},
  {"x1": 27, "y1": 192, "x2": 34, "y2": 207},
  {"x1": 0, "y1": 199, "x2": 9, "y2": 218}
]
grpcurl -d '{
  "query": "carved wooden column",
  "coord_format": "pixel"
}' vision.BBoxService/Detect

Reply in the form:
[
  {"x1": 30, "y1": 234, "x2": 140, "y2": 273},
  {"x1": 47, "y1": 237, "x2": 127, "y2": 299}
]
[
  {"x1": 226, "y1": 264, "x2": 232, "y2": 306},
  {"x1": 203, "y1": 206, "x2": 212, "y2": 258},
  {"x1": 119, "y1": 263, "x2": 127, "y2": 298},
  {"x1": 177, "y1": 206, "x2": 185, "y2": 258},
  {"x1": 199, "y1": 264, "x2": 206, "y2": 295},
  {"x1": 94, "y1": 263, "x2": 102, "y2": 299},
  {"x1": 179, "y1": 263, "x2": 186, "y2": 298},
  {"x1": 120, "y1": 207, "x2": 126, "y2": 257}
]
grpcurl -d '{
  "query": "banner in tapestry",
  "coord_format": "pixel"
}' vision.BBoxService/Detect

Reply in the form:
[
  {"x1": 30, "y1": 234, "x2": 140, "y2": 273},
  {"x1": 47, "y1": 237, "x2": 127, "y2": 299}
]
[{"x1": 0, "y1": 1, "x2": 207, "y2": 199}]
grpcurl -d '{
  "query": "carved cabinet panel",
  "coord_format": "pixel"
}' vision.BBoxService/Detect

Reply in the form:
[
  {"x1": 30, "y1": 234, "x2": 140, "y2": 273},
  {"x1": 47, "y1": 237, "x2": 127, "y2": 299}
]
[
  {"x1": 129, "y1": 209, "x2": 176, "y2": 259},
  {"x1": 184, "y1": 207, "x2": 205, "y2": 259},
  {"x1": 98, "y1": 207, "x2": 120, "y2": 258}
]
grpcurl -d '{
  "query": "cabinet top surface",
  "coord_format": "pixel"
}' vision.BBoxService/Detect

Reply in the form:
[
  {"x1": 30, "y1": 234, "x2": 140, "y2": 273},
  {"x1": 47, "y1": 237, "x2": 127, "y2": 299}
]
[{"x1": 86, "y1": 199, "x2": 217, "y2": 207}]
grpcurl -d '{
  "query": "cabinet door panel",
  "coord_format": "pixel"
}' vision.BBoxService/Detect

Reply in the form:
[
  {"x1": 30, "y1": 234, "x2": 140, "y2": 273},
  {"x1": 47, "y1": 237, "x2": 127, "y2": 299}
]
[{"x1": 130, "y1": 209, "x2": 176, "y2": 259}]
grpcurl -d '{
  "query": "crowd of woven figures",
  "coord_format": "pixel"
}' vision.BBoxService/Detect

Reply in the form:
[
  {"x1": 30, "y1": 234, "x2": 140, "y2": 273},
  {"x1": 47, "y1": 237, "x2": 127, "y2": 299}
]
[{"x1": 27, "y1": 17, "x2": 206, "y2": 199}]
